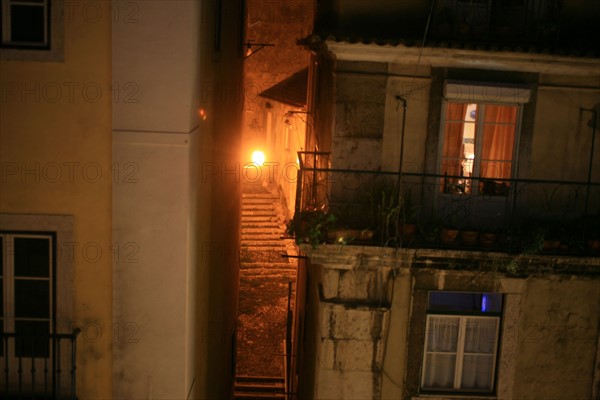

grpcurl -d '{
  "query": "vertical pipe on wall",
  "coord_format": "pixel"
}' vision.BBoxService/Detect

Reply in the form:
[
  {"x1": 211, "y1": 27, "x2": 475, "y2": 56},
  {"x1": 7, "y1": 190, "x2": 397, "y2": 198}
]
[{"x1": 581, "y1": 108, "x2": 598, "y2": 218}]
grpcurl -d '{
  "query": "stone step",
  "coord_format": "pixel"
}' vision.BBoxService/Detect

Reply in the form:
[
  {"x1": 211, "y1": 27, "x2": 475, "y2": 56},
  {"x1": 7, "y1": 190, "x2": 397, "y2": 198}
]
[
  {"x1": 241, "y1": 262, "x2": 292, "y2": 269},
  {"x1": 241, "y1": 193, "x2": 279, "y2": 199},
  {"x1": 240, "y1": 273, "x2": 296, "y2": 281},
  {"x1": 241, "y1": 234, "x2": 282, "y2": 241},
  {"x1": 242, "y1": 202, "x2": 276, "y2": 208},
  {"x1": 241, "y1": 227, "x2": 282, "y2": 235},
  {"x1": 240, "y1": 268, "x2": 296, "y2": 274},
  {"x1": 242, "y1": 210, "x2": 278, "y2": 217},
  {"x1": 241, "y1": 242, "x2": 287, "y2": 248},
  {"x1": 242, "y1": 222, "x2": 285, "y2": 234},
  {"x1": 235, "y1": 379, "x2": 284, "y2": 392},
  {"x1": 242, "y1": 216, "x2": 280, "y2": 223},
  {"x1": 242, "y1": 197, "x2": 278, "y2": 204}
]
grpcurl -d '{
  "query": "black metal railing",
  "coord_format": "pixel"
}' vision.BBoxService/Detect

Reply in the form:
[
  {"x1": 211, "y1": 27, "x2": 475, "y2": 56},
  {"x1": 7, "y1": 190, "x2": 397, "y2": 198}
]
[
  {"x1": 295, "y1": 151, "x2": 600, "y2": 249},
  {"x1": 1, "y1": 329, "x2": 81, "y2": 400}
]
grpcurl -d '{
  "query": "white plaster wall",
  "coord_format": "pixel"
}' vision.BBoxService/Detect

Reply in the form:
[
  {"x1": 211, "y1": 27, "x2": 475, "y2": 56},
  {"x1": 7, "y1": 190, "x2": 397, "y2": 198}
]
[
  {"x1": 111, "y1": 1, "x2": 202, "y2": 398},
  {"x1": 112, "y1": 1, "x2": 201, "y2": 133},
  {"x1": 112, "y1": 131, "x2": 191, "y2": 399}
]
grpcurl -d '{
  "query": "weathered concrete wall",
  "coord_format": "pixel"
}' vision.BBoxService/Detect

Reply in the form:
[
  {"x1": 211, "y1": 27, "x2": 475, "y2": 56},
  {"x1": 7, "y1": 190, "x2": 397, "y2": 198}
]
[
  {"x1": 513, "y1": 277, "x2": 600, "y2": 399},
  {"x1": 298, "y1": 244, "x2": 600, "y2": 400},
  {"x1": 332, "y1": 65, "x2": 388, "y2": 171}
]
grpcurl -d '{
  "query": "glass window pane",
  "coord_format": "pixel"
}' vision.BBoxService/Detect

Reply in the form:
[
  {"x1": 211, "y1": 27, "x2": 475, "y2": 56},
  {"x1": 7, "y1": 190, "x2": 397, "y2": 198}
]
[
  {"x1": 461, "y1": 354, "x2": 493, "y2": 390},
  {"x1": 15, "y1": 320, "x2": 50, "y2": 358},
  {"x1": 428, "y1": 292, "x2": 502, "y2": 313},
  {"x1": 15, "y1": 237, "x2": 50, "y2": 277},
  {"x1": 15, "y1": 279, "x2": 50, "y2": 318},
  {"x1": 426, "y1": 316, "x2": 460, "y2": 352},
  {"x1": 423, "y1": 353, "x2": 456, "y2": 389},
  {"x1": 464, "y1": 318, "x2": 498, "y2": 354},
  {"x1": 10, "y1": 5, "x2": 45, "y2": 44}
]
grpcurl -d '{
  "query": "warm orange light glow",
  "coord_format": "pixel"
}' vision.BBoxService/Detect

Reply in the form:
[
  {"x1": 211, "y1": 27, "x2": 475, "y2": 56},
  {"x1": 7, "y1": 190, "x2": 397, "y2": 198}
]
[
  {"x1": 251, "y1": 150, "x2": 265, "y2": 166},
  {"x1": 198, "y1": 108, "x2": 207, "y2": 121}
]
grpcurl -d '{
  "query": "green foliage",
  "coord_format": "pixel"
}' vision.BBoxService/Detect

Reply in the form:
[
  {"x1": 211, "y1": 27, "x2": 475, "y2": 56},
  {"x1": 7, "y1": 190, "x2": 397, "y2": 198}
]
[
  {"x1": 286, "y1": 208, "x2": 337, "y2": 248},
  {"x1": 368, "y1": 182, "x2": 402, "y2": 246}
]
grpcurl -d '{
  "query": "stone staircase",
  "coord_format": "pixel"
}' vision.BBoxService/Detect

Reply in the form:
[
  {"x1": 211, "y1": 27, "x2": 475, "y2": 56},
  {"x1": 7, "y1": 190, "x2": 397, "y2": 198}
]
[
  {"x1": 236, "y1": 184, "x2": 296, "y2": 389},
  {"x1": 240, "y1": 190, "x2": 296, "y2": 279},
  {"x1": 234, "y1": 376, "x2": 285, "y2": 399}
]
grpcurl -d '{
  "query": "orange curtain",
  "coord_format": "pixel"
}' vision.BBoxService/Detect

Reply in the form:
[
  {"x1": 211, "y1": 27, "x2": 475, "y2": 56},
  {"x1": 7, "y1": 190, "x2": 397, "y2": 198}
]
[
  {"x1": 480, "y1": 105, "x2": 517, "y2": 180},
  {"x1": 442, "y1": 103, "x2": 468, "y2": 176}
]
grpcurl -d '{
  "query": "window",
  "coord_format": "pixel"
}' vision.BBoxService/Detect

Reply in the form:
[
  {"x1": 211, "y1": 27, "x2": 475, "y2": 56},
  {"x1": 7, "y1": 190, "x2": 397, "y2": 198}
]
[
  {"x1": 0, "y1": 233, "x2": 55, "y2": 358},
  {"x1": 0, "y1": 214, "x2": 75, "y2": 395},
  {"x1": 421, "y1": 291, "x2": 502, "y2": 394},
  {"x1": 439, "y1": 81, "x2": 530, "y2": 197},
  {"x1": 1, "y1": 0, "x2": 50, "y2": 49},
  {"x1": 0, "y1": 0, "x2": 63, "y2": 61},
  {"x1": 440, "y1": 101, "x2": 519, "y2": 196}
]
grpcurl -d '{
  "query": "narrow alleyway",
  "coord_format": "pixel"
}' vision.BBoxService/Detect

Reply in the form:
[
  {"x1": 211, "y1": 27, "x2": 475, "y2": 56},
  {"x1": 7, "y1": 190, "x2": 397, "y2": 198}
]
[{"x1": 235, "y1": 183, "x2": 297, "y2": 399}]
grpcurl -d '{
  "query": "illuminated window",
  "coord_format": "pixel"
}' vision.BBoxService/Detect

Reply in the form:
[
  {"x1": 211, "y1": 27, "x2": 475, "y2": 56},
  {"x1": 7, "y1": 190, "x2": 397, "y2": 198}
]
[
  {"x1": 421, "y1": 291, "x2": 502, "y2": 394},
  {"x1": 440, "y1": 101, "x2": 519, "y2": 196},
  {"x1": 0, "y1": 0, "x2": 50, "y2": 48}
]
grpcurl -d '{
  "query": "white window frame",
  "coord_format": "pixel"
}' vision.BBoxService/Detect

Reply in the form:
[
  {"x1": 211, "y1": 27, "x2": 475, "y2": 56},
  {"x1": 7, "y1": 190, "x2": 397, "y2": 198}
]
[
  {"x1": 0, "y1": 0, "x2": 63, "y2": 61},
  {"x1": 0, "y1": 214, "x2": 73, "y2": 331},
  {"x1": 437, "y1": 100, "x2": 524, "y2": 197},
  {"x1": 1, "y1": 233, "x2": 55, "y2": 367},
  {"x1": 421, "y1": 314, "x2": 501, "y2": 393},
  {"x1": 438, "y1": 80, "x2": 531, "y2": 195},
  {"x1": 1, "y1": 0, "x2": 49, "y2": 48},
  {"x1": 0, "y1": 214, "x2": 74, "y2": 394}
]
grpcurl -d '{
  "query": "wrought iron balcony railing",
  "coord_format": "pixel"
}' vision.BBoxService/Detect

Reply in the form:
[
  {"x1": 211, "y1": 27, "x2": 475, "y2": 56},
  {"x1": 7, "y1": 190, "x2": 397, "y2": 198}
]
[
  {"x1": 1, "y1": 329, "x2": 81, "y2": 400},
  {"x1": 294, "y1": 151, "x2": 600, "y2": 251}
]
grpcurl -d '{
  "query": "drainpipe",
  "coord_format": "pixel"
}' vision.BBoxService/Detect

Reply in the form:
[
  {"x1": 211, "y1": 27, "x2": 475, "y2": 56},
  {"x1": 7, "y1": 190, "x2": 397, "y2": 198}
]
[
  {"x1": 395, "y1": 95, "x2": 408, "y2": 189},
  {"x1": 581, "y1": 107, "x2": 598, "y2": 218},
  {"x1": 395, "y1": 96, "x2": 408, "y2": 236}
]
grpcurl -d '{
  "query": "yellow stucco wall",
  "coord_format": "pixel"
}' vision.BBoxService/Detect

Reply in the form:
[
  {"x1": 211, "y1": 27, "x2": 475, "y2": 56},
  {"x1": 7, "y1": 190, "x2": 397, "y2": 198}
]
[{"x1": 0, "y1": 3, "x2": 113, "y2": 398}]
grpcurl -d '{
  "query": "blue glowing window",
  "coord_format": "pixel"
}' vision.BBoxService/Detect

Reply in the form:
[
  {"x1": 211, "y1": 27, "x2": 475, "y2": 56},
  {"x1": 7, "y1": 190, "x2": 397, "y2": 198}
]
[{"x1": 428, "y1": 291, "x2": 502, "y2": 314}]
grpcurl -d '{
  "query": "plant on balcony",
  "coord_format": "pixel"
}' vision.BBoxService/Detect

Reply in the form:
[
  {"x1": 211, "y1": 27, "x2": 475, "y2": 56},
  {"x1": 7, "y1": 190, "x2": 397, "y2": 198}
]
[
  {"x1": 286, "y1": 207, "x2": 337, "y2": 249},
  {"x1": 398, "y1": 191, "x2": 419, "y2": 243},
  {"x1": 368, "y1": 181, "x2": 403, "y2": 246}
]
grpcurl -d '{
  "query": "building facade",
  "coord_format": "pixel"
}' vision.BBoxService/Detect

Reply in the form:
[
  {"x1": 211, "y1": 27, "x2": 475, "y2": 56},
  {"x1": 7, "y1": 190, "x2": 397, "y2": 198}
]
[
  {"x1": 1, "y1": 0, "x2": 244, "y2": 398},
  {"x1": 288, "y1": 0, "x2": 600, "y2": 399}
]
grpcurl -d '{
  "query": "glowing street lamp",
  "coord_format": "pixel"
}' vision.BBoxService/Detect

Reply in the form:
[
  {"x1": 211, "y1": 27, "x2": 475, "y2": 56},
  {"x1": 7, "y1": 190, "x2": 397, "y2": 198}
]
[{"x1": 251, "y1": 150, "x2": 265, "y2": 166}]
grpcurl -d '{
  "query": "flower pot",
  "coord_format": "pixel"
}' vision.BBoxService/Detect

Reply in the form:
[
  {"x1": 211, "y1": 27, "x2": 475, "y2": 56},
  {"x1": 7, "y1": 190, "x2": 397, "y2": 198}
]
[
  {"x1": 440, "y1": 228, "x2": 459, "y2": 245},
  {"x1": 460, "y1": 230, "x2": 479, "y2": 246},
  {"x1": 399, "y1": 223, "x2": 417, "y2": 242},
  {"x1": 479, "y1": 232, "x2": 497, "y2": 248},
  {"x1": 359, "y1": 229, "x2": 374, "y2": 241},
  {"x1": 586, "y1": 239, "x2": 600, "y2": 254},
  {"x1": 543, "y1": 239, "x2": 560, "y2": 252}
]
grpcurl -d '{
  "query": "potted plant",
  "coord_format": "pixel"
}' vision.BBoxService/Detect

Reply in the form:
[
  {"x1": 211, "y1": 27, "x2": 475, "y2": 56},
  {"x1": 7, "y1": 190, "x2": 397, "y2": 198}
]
[
  {"x1": 398, "y1": 191, "x2": 418, "y2": 243},
  {"x1": 584, "y1": 214, "x2": 600, "y2": 254},
  {"x1": 286, "y1": 207, "x2": 337, "y2": 248},
  {"x1": 479, "y1": 230, "x2": 497, "y2": 248},
  {"x1": 420, "y1": 215, "x2": 441, "y2": 244},
  {"x1": 460, "y1": 227, "x2": 479, "y2": 246},
  {"x1": 439, "y1": 199, "x2": 466, "y2": 246},
  {"x1": 368, "y1": 181, "x2": 403, "y2": 246}
]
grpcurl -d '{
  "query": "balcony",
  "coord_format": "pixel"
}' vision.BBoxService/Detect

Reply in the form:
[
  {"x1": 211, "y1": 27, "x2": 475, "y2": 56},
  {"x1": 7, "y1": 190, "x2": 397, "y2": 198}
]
[
  {"x1": 291, "y1": 152, "x2": 600, "y2": 255},
  {"x1": 0, "y1": 329, "x2": 81, "y2": 400}
]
